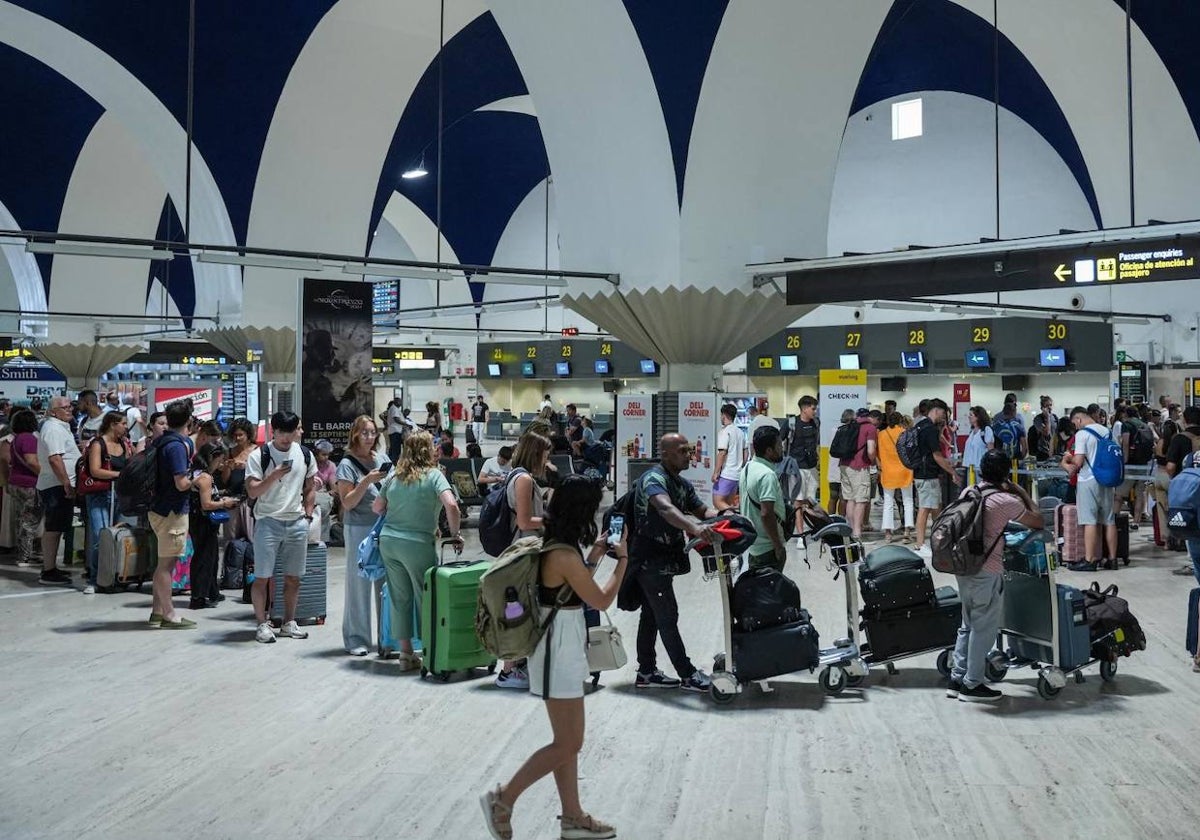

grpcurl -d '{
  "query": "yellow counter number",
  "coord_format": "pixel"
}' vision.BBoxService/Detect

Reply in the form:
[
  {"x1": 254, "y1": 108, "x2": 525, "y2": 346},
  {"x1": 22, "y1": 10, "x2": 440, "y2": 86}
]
[
  {"x1": 1047, "y1": 322, "x2": 1067, "y2": 341},
  {"x1": 972, "y1": 326, "x2": 991, "y2": 343},
  {"x1": 845, "y1": 330, "x2": 862, "y2": 348}
]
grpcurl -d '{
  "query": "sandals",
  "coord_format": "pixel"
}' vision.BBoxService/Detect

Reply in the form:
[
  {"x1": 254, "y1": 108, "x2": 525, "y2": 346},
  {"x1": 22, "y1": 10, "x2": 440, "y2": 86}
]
[
  {"x1": 559, "y1": 813, "x2": 617, "y2": 840},
  {"x1": 480, "y1": 785, "x2": 513, "y2": 840}
]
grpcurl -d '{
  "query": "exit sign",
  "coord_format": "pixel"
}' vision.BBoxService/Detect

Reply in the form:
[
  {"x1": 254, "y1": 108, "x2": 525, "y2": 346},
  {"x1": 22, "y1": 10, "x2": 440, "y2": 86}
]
[
  {"x1": 1116, "y1": 350, "x2": 1127, "y2": 363},
  {"x1": 561, "y1": 327, "x2": 579, "y2": 336}
]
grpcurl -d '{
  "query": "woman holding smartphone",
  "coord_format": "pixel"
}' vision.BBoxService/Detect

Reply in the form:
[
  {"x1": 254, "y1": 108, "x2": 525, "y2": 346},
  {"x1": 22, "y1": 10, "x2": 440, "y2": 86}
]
[
  {"x1": 188, "y1": 441, "x2": 240, "y2": 609},
  {"x1": 337, "y1": 415, "x2": 392, "y2": 656},
  {"x1": 482, "y1": 475, "x2": 628, "y2": 840}
]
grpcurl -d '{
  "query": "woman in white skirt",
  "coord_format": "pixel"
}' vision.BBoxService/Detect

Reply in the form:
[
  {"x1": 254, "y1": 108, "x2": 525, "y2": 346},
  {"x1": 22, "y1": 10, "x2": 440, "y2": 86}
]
[{"x1": 482, "y1": 475, "x2": 628, "y2": 840}]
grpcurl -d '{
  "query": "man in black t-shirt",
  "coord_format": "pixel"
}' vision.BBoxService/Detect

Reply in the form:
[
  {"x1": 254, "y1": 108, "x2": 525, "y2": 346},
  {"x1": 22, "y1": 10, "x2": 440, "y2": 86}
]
[
  {"x1": 911, "y1": 398, "x2": 962, "y2": 557},
  {"x1": 470, "y1": 395, "x2": 489, "y2": 445},
  {"x1": 788, "y1": 395, "x2": 820, "y2": 507},
  {"x1": 1165, "y1": 406, "x2": 1200, "y2": 478}
]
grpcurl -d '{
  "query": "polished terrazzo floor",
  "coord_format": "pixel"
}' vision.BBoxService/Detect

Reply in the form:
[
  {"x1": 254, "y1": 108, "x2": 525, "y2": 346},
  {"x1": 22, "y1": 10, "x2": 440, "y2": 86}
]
[{"x1": 2, "y1": 501, "x2": 1198, "y2": 840}]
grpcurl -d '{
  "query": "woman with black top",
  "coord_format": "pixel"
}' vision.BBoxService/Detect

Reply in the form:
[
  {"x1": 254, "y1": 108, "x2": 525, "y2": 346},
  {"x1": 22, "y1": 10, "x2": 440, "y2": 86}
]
[
  {"x1": 219, "y1": 418, "x2": 258, "y2": 539},
  {"x1": 188, "y1": 441, "x2": 239, "y2": 609},
  {"x1": 82, "y1": 411, "x2": 131, "y2": 594},
  {"x1": 482, "y1": 475, "x2": 628, "y2": 840}
]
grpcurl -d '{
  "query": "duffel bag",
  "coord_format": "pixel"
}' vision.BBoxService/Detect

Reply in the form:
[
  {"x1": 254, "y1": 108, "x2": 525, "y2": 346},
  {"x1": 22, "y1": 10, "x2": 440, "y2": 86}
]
[
  {"x1": 1083, "y1": 582, "x2": 1147, "y2": 658},
  {"x1": 731, "y1": 566, "x2": 802, "y2": 632}
]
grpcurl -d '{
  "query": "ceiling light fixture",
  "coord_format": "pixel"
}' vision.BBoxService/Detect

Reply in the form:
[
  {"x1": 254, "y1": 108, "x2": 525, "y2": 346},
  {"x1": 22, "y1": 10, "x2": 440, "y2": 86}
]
[
  {"x1": 401, "y1": 155, "x2": 428, "y2": 179},
  {"x1": 196, "y1": 251, "x2": 326, "y2": 272},
  {"x1": 871, "y1": 301, "x2": 934, "y2": 313},
  {"x1": 471, "y1": 272, "x2": 568, "y2": 288},
  {"x1": 26, "y1": 241, "x2": 174, "y2": 261},
  {"x1": 341, "y1": 263, "x2": 453, "y2": 281}
]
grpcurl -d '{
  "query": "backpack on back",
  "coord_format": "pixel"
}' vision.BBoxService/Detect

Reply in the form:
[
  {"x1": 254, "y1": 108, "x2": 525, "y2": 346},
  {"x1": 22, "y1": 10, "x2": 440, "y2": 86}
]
[
  {"x1": 829, "y1": 422, "x2": 862, "y2": 461},
  {"x1": 1167, "y1": 450, "x2": 1200, "y2": 538},
  {"x1": 1083, "y1": 427, "x2": 1125, "y2": 488},
  {"x1": 249, "y1": 444, "x2": 312, "y2": 512},
  {"x1": 1123, "y1": 418, "x2": 1155, "y2": 466},
  {"x1": 115, "y1": 439, "x2": 161, "y2": 517},
  {"x1": 930, "y1": 486, "x2": 1005, "y2": 576},
  {"x1": 475, "y1": 536, "x2": 568, "y2": 659},
  {"x1": 789, "y1": 418, "x2": 820, "y2": 468},
  {"x1": 895, "y1": 424, "x2": 926, "y2": 470},
  {"x1": 477, "y1": 467, "x2": 528, "y2": 557},
  {"x1": 993, "y1": 417, "x2": 1022, "y2": 459}
]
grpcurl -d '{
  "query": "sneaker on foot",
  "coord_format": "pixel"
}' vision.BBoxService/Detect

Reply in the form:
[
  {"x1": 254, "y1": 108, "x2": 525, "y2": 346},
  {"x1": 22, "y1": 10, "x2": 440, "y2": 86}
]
[
  {"x1": 634, "y1": 669, "x2": 681, "y2": 689},
  {"x1": 680, "y1": 670, "x2": 712, "y2": 692},
  {"x1": 946, "y1": 679, "x2": 962, "y2": 699},
  {"x1": 958, "y1": 683, "x2": 1002, "y2": 703},
  {"x1": 1066, "y1": 560, "x2": 1098, "y2": 572},
  {"x1": 159, "y1": 616, "x2": 197, "y2": 629},
  {"x1": 559, "y1": 813, "x2": 616, "y2": 840},
  {"x1": 256, "y1": 622, "x2": 277, "y2": 644},
  {"x1": 347, "y1": 646, "x2": 369, "y2": 657},
  {"x1": 148, "y1": 612, "x2": 163, "y2": 627},
  {"x1": 280, "y1": 620, "x2": 309, "y2": 639},
  {"x1": 495, "y1": 668, "x2": 529, "y2": 689},
  {"x1": 38, "y1": 568, "x2": 72, "y2": 586},
  {"x1": 1173, "y1": 564, "x2": 1195, "y2": 576},
  {"x1": 16, "y1": 559, "x2": 39, "y2": 568},
  {"x1": 82, "y1": 584, "x2": 95, "y2": 595}
]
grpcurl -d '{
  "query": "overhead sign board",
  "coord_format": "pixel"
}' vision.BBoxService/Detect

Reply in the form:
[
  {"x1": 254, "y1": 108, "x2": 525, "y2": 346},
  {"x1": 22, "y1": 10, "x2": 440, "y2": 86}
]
[{"x1": 786, "y1": 234, "x2": 1200, "y2": 305}]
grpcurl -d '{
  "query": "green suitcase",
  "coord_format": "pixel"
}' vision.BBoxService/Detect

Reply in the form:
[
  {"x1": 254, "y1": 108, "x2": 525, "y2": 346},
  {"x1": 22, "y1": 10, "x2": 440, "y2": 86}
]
[{"x1": 420, "y1": 546, "x2": 495, "y2": 680}]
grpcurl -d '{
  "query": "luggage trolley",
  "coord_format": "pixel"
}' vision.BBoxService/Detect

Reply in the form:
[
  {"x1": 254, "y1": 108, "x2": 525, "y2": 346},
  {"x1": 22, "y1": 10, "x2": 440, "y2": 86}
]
[
  {"x1": 696, "y1": 534, "x2": 865, "y2": 704},
  {"x1": 985, "y1": 524, "x2": 1118, "y2": 700},
  {"x1": 801, "y1": 515, "x2": 960, "y2": 685}
]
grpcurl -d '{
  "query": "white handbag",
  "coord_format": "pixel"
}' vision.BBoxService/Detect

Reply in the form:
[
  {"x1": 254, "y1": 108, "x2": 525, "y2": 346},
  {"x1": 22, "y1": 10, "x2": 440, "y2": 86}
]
[{"x1": 585, "y1": 611, "x2": 628, "y2": 672}]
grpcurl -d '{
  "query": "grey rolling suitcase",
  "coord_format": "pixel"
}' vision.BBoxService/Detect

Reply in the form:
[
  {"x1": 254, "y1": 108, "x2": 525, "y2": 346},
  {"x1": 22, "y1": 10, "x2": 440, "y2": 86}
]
[{"x1": 270, "y1": 542, "x2": 328, "y2": 626}]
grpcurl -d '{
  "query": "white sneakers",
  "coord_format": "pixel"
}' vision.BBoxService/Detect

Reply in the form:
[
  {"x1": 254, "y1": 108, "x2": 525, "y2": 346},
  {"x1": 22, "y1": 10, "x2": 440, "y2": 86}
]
[
  {"x1": 256, "y1": 622, "x2": 277, "y2": 644},
  {"x1": 280, "y1": 620, "x2": 309, "y2": 639}
]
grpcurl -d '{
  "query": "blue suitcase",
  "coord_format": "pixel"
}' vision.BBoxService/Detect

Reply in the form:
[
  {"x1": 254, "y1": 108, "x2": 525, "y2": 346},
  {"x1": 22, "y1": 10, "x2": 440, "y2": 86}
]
[
  {"x1": 1004, "y1": 578, "x2": 1092, "y2": 670},
  {"x1": 1188, "y1": 588, "x2": 1199, "y2": 656}
]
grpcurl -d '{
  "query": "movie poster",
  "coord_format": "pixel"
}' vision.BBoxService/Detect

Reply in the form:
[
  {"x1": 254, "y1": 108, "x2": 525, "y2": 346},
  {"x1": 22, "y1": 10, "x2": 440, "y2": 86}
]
[{"x1": 298, "y1": 278, "x2": 373, "y2": 448}]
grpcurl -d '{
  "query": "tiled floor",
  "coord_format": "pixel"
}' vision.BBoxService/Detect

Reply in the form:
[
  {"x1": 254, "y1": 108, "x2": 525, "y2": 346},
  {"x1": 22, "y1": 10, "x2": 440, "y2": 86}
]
[{"x1": 1, "y1": 501, "x2": 1198, "y2": 839}]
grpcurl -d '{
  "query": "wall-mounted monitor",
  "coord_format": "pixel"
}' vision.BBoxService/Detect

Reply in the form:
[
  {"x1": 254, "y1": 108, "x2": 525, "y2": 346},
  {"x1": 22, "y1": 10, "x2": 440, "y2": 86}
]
[
  {"x1": 899, "y1": 351, "x2": 926, "y2": 370},
  {"x1": 779, "y1": 355, "x2": 799, "y2": 372},
  {"x1": 838, "y1": 353, "x2": 860, "y2": 370},
  {"x1": 555, "y1": 361, "x2": 571, "y2": 376},
  {"x1": 880, "y1": 376, "x2": 907, "y2": 392},
  {"x1": 487, "y1": 363, "x2": 501, "y2": 377},
  {"x1": 1039, "y1": 348, "x2": 1067, "y2": 368},
  {"x1": 521, "y1": 361, "x2": 535, "y2": 377},
  {"x1": 965, "y1": 350, "x2": 991, "y2": 369},
  {"x1": 639, "y1": 359, "x2": 658, "y2": 375},
  {"x1": 594, "y1": 359, "x2": 611, "y2": 375}
]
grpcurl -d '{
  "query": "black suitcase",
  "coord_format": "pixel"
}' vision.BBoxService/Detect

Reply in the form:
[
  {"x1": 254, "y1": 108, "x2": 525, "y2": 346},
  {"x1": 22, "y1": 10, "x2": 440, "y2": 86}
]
[
  {"x1": 731, "y1": 566, "x2": 803, "y2": 632},
  {"x1": 1114, "y1": 512, "x2": 1130, "y2": 564},
  {"x1": 862, "y1": 586, "x2": 960, "y2": 661},
  {"x1": 859, "y1": 544, "x2": 936, "y2": 616},
  {"x1": 731, "y1": 613, "x2": 821, "y2": 682}
]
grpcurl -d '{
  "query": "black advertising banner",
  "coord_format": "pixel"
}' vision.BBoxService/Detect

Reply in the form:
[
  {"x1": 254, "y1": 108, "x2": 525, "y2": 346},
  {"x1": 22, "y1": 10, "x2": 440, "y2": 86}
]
[{"x1": 299, "y1": 278, "x2": 373, "y2": 448}]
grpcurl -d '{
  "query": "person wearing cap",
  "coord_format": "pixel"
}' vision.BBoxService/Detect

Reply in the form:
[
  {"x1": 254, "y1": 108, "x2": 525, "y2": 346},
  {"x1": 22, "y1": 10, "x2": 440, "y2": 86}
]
[
  {"x1": 837, "y1": 408, "x2": 878, "y2": 539},
  {"x1": 312, "y1": 439, "x2": 338, "y2": 541}
]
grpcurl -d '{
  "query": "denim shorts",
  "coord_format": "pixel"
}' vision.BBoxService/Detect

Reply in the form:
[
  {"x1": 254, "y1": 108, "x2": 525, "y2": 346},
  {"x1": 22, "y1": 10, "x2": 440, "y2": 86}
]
[{"x1": 252, "y1": 516, "x2": 308, "y2": 579}]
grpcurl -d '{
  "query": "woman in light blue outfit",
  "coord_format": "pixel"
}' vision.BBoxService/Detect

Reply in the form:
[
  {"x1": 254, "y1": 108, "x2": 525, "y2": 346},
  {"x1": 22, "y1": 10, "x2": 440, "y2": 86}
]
[
  {"x1": 336, "y1": 415, "x2": 392, "y2": 656},
  {"x1": 372, "y1": 431, "x2": 462, "y2": 670}
]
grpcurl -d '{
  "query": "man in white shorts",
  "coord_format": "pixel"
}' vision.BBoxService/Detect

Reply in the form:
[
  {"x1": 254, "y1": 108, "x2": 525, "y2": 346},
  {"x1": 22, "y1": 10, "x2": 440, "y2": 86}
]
[
  {"x1": 246, "y1": 410, "x2": 318, "y2": 644},
  {"x1": 1063, "y1": 405, "x2": 1119, "y2": 572}
]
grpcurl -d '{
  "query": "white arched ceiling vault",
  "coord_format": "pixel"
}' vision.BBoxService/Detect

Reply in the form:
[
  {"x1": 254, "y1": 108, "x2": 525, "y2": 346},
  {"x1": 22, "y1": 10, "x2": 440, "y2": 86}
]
[
  {"x1": 827, "y1": 92, "x2": 1097, "y2": 256},
  {"x1": 0, "y1": 197, "x2": 46, "y2": 334},
  {"x1": 949, "y1": 0, "x2": 1200, "y2": 228},
  {"x1": 682, "y1": 0, "x2": 894, "y2": 283},
  {"x1": 0, "y1": 1, "x2": 241, "y2": 321},
  {"x1": 49, "y1": 113, "x2": 165, "y2": 344},
  {"x1": 242, "y1": 0, "x2": 487, "y2": 329}
]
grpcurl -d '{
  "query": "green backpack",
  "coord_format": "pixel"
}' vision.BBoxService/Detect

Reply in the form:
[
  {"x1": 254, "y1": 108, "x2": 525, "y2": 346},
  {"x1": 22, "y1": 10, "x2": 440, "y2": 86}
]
[{"x1": 475, "y1": 536, "x2": 573, "y2": 660}]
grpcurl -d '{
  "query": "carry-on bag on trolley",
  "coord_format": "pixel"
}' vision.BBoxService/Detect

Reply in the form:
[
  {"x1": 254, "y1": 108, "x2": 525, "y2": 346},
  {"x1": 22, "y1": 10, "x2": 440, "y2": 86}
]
[
  {"x1": 1002, "y1": 577, "x2": 1092, "y2": 671},
  {"x1": 731, "y1": 566, "x2": 803, "y2": 632},
  {"x1": 270, "y1": 541, "x2": 327, "y2": 625},
  {"x1": 1054, "y1": 503, "x2": 1086, "y2": 566},
  {"x1": 731, "y1": 613, "x2": 821, "y2": 682},
  {"x1": 858, "y1": 544, "x2": 936, "y2": 617},
  {"x1": 1082, "y1": 582, "x2": 1145, "y2": 660},
  {"x1": 860, "y1": 586, "x2": 960, "y2": 661},
  {"x1": 420, "y1": 543, "x2": 494, "y2": 680}
]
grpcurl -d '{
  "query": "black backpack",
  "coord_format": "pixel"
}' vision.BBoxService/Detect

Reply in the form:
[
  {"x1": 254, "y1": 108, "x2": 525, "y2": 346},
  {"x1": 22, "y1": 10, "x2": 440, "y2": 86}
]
[
  {"x1": 115, "y1": 439, "x2": 160, "y2": 517},
  {"x1": 221, "y1": 538, "x2": 254, "y2": 589},
  {"x1": 829, "y1": 421, "x2": 863, "y2": 460},
  {"x1": 789, "y1": 418, "x2": 820, "y2": 468},
  {"x1": 1124, "y1": 419, "x2": 1155, "y2": 466},
  {"x1": 477, "y1": 468, "x2": 529, "y2": 557},
  {"x1": 731, "y1": 566, "x2": 803, "y2": 632},
  {"x1": 896, "y1": 421, "x2": 928, "y2": 470}
]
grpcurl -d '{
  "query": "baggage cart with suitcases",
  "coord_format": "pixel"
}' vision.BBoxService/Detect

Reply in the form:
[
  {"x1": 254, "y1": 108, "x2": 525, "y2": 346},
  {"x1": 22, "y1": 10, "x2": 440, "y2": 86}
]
[
  {"x1": 419, "y1": 542, "x2": 495, "y2": 681},
  {"x1": 270, "y1": 540, "x2": 328, "y2": 626},
  {"x1": 990, "y1": 524, "x2": 1121, "y2": 699}
]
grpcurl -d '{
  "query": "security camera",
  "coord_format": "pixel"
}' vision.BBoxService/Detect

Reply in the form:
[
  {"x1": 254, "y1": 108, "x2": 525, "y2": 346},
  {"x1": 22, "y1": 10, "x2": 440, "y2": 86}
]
[
  {"x1": 852, "y1": 307, "x2": 866, "y2": 323},
  {"x1": 1069, "y1": 294, "x2": 1086, "y2": 311},
  {"x1": 994, "y1": 260, "x2": 1004, "y2": 275}
]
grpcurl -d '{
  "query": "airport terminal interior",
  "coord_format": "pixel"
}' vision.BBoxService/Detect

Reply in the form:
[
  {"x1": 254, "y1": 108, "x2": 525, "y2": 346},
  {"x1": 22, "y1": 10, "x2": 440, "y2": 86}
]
[{"x1": 2, "y1": 2, "x2": 1200, "y2": 838}]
